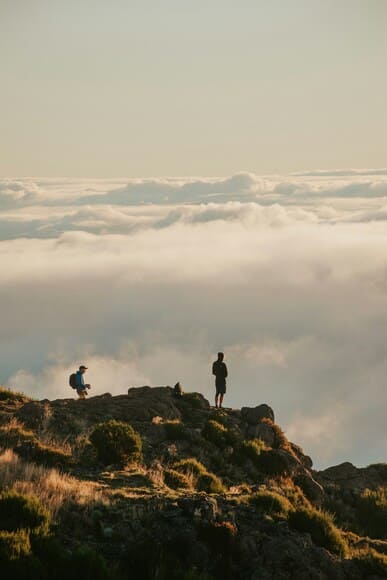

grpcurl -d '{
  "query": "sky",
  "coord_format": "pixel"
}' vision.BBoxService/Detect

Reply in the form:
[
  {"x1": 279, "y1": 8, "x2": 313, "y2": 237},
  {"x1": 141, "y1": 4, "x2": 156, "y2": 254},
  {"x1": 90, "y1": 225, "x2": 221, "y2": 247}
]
[
  {"x1": 0, "y1": 0, "x2": 386, "y2": 176},
  {"x1": 0, "y1": 2, "x2": 386, "y2": 470}
]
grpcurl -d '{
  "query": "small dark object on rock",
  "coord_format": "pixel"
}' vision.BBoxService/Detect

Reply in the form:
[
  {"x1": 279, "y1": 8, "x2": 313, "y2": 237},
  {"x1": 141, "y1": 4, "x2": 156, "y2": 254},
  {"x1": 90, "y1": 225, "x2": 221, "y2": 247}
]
[{"x1": 173, "y1": 382, "x2": 183, "y2": 397}]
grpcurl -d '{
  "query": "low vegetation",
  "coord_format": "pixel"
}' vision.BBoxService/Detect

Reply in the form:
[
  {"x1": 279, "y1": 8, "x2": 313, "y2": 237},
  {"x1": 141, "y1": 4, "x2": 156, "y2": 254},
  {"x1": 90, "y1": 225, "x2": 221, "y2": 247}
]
[
  {"x1": 174, "y1": 457, "x2": 208, "y2": 478},
  {"x1": 196, "y1": 472, "x2": 225, "y2": 494},
  {"x1": 164, "y1": 468, "x2": 191, "y2": 490},
  {"x1": 239, "y1": 438, "x2": 266, "y2": 463},
  {"x1": 353, "y1": 548, "x2": 387, "y2": 577},
  {"x1": 354, "y1": 488, "x2": 387, "y2": 539},
  {"x1": 0, "y1": 490, "x2": 50, "y2": 533},
  {"x1": 288, "y1": 506, "x2": 348, "y2": 556},
  {"x1": 249, "y1": 490, "x2": 292, "y2": 517},
  {"x1": 90, "y1": 420, "x2": 142, "y2": 465},
  {"x1": 255, "y1": 449, "x2": 292, "y2": 476},
  {"x1": 0, "y1": 449, "x2": 101, "y2": 516},
  {"x1": 0, "y1": 421, "x2": 72, "y2": 468},
  {"x1": 173, "y1": 457, "x2": 224, "y2": 493},
  {"x1": 0, "y1": 387, "x2": 31, "y2": 403},
  {"x1": 163, "y1": 420, "x2": 189, "y2": 441}
]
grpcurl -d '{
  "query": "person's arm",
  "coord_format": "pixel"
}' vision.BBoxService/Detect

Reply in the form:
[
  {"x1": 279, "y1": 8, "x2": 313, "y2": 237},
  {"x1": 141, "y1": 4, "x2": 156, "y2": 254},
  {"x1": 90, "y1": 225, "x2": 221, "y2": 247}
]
[
  {"x1": 224, "y1": 364, "x2": 228, "y2": 378},
  {"x1": 212, "y1": 362, "x2": 216, "y2": 376},
  {"x1": 75, "y1": 372, "x2": 83, "y2": 389}
]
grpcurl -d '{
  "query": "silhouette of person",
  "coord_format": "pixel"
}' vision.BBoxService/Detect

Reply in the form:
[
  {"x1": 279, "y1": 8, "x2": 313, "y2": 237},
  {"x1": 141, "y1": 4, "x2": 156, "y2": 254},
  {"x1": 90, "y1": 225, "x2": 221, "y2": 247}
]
[
  {"x1": 212, "y1": 352, "x2": 228, "y2": 409},
  {"x1": 75, "y1": 365, "x2": 91, "y2": 399}
]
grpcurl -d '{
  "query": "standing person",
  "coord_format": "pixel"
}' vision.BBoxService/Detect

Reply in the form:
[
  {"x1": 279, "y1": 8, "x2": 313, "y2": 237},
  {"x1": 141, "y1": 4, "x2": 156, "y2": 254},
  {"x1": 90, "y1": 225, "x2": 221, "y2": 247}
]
[
  {"x1": 75, "y1": 365, "x2": 91, "y2": 399},
  {"x1": 212, "y1": 352, "x2": 228, "y2": 409}
]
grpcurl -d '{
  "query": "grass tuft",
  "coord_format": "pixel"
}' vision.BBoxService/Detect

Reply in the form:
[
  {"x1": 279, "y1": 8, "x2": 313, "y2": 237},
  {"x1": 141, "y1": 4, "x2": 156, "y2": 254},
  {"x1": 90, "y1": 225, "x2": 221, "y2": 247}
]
[{"x1": 288, "y1": 506, "x2": 348, "y2": 556}]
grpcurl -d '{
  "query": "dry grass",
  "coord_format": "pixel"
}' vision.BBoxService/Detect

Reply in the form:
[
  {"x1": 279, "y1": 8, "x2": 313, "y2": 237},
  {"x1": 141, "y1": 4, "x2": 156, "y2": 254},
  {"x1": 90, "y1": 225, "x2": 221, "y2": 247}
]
[
  {"x1": 0, "y1": 449, "x2": 103, "y2": 518},
  {"x1": 0, "y1": 386, "x2": 32, "y2": 403}
]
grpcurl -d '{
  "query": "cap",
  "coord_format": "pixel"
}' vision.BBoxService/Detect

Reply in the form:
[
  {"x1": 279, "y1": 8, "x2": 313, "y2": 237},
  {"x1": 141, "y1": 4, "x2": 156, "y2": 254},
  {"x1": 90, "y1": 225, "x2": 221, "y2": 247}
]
[{"x1": 79, "y1": 365, "x2": 88, "y2": 370}]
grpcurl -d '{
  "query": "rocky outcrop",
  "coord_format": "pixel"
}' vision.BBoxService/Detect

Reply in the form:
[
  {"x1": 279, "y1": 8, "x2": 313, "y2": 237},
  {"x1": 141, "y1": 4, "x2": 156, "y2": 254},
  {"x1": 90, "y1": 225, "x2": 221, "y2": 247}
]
[
  {"x1": 317, "y1": 461, "x2": 387, "y2": 492},
  {"x1": 241, "y1": 403, "x2": 275, "y2": 424},
  {"x1": 15, "y1": 387, "x2": 184, "y2": 434},
  {"x1": 0, "y1": 385, "x2": 386, "y2": 579}
]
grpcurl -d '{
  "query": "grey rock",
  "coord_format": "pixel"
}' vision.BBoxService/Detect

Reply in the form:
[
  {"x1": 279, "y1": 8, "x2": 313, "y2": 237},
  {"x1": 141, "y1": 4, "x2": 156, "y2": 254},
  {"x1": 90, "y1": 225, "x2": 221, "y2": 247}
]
[
  {"x1": 247, "y1": 421, "x2": 276, "y2": 447},
  {"x1": 241, "y1": 404, "x2": 275, "y2": 425}
]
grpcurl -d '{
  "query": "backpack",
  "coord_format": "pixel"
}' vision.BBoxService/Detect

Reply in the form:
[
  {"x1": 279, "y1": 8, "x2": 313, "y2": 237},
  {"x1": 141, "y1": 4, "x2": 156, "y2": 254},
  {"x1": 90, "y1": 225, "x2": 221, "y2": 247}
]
[{"x1": 69, "y1": 373, "x2": 77, "y2": 389}]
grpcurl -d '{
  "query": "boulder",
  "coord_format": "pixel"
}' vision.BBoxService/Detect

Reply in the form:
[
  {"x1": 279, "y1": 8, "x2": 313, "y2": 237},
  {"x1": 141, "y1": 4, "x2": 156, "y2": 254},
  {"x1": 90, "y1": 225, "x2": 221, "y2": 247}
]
[
  {"x1": 246, "y1": 421, "x2": 276, "y2": 447},
  {"x1": 275, "y1": 449, "x2": 301, "y2": 476},
  {"x1": 294, "y1": 471, "x2": 324, "y2": 503},
  {"x1": 241, "y1": 404, "x2": 275, "y2": 425},
  {"x1": 289, "y1": 442, "x2": 313, "y2": 469}
]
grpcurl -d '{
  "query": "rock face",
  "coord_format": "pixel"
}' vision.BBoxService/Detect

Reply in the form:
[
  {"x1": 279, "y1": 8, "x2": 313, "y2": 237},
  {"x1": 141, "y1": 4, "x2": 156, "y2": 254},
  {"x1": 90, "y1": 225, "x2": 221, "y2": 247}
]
[
  {"x1": 16, "y1": 387, "x2": 185, "y2": 434},
  {"x1": 246, "y1": 421, "x2": 276, "y2": 446},
  {"x1": 241, "y1": 404, "x2": 275, "y2": 424},
  {"x1": 317, "y1": 461, "x2": 387, "y2": 491}
]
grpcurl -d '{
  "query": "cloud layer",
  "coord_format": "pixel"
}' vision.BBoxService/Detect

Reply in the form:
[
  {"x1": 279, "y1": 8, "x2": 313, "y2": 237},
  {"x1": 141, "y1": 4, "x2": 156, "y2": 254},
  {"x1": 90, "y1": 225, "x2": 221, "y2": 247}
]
[{"x1": 1, "y1": 172, "x2": 387, "y2": 469}]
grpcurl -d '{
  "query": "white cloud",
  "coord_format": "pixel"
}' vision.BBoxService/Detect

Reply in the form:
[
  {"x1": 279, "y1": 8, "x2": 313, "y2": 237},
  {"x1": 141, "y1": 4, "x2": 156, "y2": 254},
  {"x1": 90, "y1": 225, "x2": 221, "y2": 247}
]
[{"x1": 1, "y1": 172, "x2": 387, "y2": 469}]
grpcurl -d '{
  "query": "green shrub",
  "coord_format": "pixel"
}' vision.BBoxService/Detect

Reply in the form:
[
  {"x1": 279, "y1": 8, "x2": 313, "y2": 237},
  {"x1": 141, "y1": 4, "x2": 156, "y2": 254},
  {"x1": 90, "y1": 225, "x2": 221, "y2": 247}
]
[
  {"x1": 288, "y1": 507, "x2": 347, "y2": 556},
  {"x1": 90, "y1": 420, "x2": 142, "y2": 465},
  {"x1": 174, "y1": 458, "x2": 207, "y2": 478},
  {"x1": 239, "y1": 438, "x2": 266, "y2": 463},
  {"x1": 163, "y1": 420, "x2": 188, "y2": 441},
  {"x1": 196, "y1": 472, "x2": 224, "y2": 494},
  {"x1": 0, "y1": 529, "x2": 31, "y2": 560},
  {"x1": 0, "y1": 491, "x2": 50, "y2": 534},
  {"x1": 250, "y1": 490, "x2": 292, "y2": 517},
  {"x1": 353, "y1": 549, "x2": 387, "y2": 577},
  {"x1": 202, "y1": 420, "x2": 228, "y2": 447},
  {"x1": 256, "y1": 449, "x2": 290, "y2": 476},
  {"x1": 164, "y1": 469, "x2": 191, "y2": 490}
]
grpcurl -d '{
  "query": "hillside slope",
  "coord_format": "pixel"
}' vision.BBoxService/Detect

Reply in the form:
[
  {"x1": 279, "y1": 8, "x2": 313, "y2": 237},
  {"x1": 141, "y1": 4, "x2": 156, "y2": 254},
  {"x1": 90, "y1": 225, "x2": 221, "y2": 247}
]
[{"x1": 0, "y1": 385, "x2": 385, "y2": 579}]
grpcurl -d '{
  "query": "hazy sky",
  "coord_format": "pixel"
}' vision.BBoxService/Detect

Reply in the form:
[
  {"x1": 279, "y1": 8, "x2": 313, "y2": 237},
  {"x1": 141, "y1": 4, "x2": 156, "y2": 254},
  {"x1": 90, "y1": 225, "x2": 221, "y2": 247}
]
[{"x1": 1, "y1": 0, "x2": 386, "y2": 176}]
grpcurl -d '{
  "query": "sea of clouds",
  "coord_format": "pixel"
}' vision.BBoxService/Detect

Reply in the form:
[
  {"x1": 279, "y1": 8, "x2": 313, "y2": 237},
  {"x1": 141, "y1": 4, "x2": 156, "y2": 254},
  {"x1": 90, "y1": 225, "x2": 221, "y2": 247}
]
[{"x1": 1, "y1": 170, "x2": 387, "y2": 469}]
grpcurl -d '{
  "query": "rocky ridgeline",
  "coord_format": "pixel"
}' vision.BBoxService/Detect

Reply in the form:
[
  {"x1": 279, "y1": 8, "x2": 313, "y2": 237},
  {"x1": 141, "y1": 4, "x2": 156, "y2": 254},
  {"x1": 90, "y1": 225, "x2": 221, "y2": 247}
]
[{"x1": 0, "y1": 386, "x2": 386, "y2": 579}]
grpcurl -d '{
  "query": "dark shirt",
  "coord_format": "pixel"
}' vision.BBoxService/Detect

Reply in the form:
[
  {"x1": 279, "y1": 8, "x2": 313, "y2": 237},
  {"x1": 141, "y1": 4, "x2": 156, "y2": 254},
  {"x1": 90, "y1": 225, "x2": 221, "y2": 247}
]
[{"x1": 212, "y1": 360, "x2": 228, "y2": 383}]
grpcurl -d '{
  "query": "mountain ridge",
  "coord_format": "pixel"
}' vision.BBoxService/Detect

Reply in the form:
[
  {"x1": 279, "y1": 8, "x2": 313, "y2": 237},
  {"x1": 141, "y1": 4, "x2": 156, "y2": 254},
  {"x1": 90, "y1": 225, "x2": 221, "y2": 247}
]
[{"x1": 0, "y1": 385, "x2": 385, "y2": 579}]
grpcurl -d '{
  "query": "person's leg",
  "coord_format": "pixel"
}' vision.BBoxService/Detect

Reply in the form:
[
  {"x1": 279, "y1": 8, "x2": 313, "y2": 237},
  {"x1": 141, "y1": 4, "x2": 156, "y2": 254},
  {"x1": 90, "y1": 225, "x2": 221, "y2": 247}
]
[
  {"x1": 219, "y1": 394, "x2": 224, "y2": 408},
  {"x1": 215, "y1": 393, "x2": 219, "y2": 408},
  {"x1": 77, "y1": 389, "x2": 86, "y2": 400}
]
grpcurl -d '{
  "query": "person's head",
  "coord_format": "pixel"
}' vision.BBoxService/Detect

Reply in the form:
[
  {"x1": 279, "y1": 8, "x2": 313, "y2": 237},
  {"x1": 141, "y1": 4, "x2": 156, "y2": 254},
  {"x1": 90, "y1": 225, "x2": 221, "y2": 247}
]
[
  {"x1": 79, "y1": 365, "x2": 88, "y2": 374},
  {"x1": 217, "y1": 352, "x2": 224, "y2": 361}
]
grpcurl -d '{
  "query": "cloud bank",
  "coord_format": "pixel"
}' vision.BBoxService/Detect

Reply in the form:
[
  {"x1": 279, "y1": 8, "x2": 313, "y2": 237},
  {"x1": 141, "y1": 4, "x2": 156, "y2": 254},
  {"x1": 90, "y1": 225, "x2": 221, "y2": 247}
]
[{"x1": 1, "y1": 172, "x2": 387, "y2": 469}]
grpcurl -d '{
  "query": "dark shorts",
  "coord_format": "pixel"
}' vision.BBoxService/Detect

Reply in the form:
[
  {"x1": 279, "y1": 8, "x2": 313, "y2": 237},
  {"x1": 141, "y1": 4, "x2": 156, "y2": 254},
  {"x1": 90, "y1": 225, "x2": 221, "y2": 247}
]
[{"x1": 215, "y1": 380, "x2": 226, "y2": 395}]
